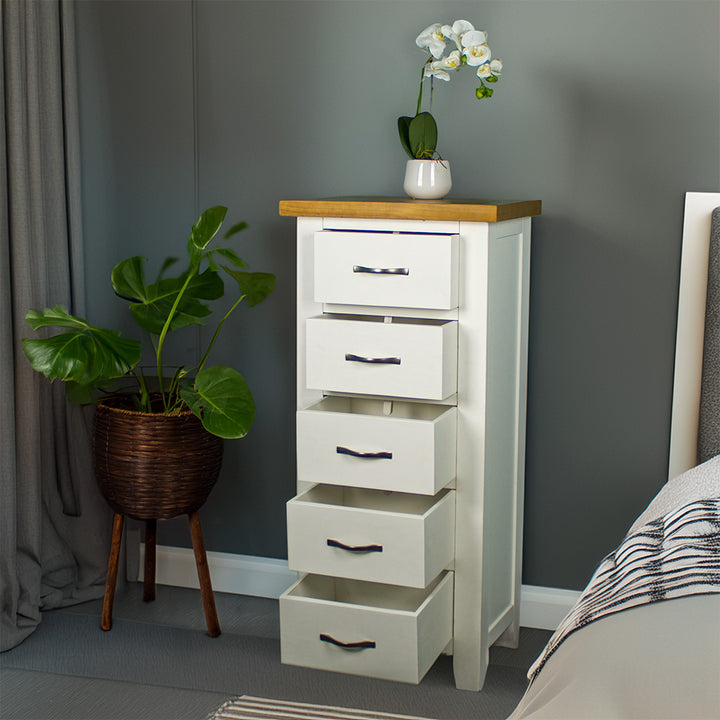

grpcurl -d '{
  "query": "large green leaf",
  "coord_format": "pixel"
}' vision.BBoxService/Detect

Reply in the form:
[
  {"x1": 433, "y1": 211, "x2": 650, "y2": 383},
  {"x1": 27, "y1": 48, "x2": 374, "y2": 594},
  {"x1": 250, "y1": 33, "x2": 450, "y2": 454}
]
[
  {"x1": 180, "y1": 365, "x2": 255, "y2": 439},
  {"x1": 134, "y1": 269, "x2": 224, "y2": 333},
  {"x1": 114, "y1": 256, "x2": 224, "y2": 334},
  {"x1": 408, "y1": 112, "x2": 437, "y2": 159},
  {"x1": 190, "y1": 206, "x2": 228, "y2": 252},
  {"x1": 26, "y1": 305, "x2": 96, "y2": 331},
  {"x1": 186, "y1": 206, "x2": 228, "y2": 270},
  {"x1": 397, "y1": 116, "x2": 414, "y2": 159},
  {"x1": 130, "y1": 295, "x2": 213, "y2": 334},
  {"x1": 222, "y1": 268, "x2": 276, "y2": 307},
  {"x1": 183, "y1": 267, "x2": 225, "y2": 300},
  {"x1": 22, "y1": 306, "x2": 141, "y2": 386},
  {"x1": 111, "y1": 256, "x2": 149, "y2": 302}
]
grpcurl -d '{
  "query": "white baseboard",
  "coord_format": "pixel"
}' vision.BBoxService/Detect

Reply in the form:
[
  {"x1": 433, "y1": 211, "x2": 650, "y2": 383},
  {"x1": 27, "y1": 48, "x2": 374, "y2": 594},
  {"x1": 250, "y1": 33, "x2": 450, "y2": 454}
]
[
  {"x1": 518, "y1": 584, "x2": 581, "y2": 631},
  {"x1": 138, "y1": 544, "x2": 297, "y2": 600},
  {"x1": 139, "y1": 544, "x2": 581, "y2": 631}
]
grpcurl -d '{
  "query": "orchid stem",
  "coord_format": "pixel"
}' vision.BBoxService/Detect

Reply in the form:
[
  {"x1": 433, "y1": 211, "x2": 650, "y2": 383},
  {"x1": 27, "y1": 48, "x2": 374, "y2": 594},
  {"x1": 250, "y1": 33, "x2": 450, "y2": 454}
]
[{"x1": 416, "y1": 61, "x2": 429, "y2": 115}]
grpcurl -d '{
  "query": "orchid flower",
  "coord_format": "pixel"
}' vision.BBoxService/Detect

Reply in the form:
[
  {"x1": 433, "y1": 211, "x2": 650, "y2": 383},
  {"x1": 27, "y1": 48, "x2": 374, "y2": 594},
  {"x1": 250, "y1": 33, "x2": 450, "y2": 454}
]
[
  {"x1": 425, "y1": 50, "x2": 462, "y2": 81},
  {"x1": 476, "y1": 63, "x2": 494, "y2": 79},
  {"x1": 477, "y1": 58, "x2": 503, "y2": 80},
  {"x1": 415, "y1": 23, "x2": 446, "y2": 59},
  {"x1": 425, "y1": 62, "x2": 450, "y2": 81},
  {"x1": 424, "y1": 62, "x2": 450, "y2": 82},
  {"x1": 462, "y1": 34, "x2": 491, "y2": 66},
  {"x1": 441, "y1": 50, "x2": 462, "y2": 71},
  {"x1": 461, "y1": 29, "x2": 488, "y2": 47},
  {"x1": 399, "y1": 19, "x2": 504, "y2": 160},
  {"x1": 440, "y1": 19, "x2": 475, "y2": 50},
  {"x1": 489, "y1": 58, "x2": 503, "y2": 75}
]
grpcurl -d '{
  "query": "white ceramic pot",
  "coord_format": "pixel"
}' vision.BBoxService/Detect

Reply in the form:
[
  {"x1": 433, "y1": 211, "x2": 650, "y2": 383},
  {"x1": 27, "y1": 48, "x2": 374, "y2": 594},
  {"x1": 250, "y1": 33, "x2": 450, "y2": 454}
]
[{"x1": 403, "y1": 159, "x2": 452, "y2": 200}]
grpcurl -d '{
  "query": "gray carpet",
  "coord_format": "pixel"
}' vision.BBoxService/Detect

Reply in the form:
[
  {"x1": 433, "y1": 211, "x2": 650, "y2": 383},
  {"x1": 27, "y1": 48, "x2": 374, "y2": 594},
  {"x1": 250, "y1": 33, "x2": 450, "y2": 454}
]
[
  {"x1": 0, "y1": 668, "x2": 229, "y2": 720},
  {"x1": 0, "y1": 584, "x2": 550, "y2": 720}
]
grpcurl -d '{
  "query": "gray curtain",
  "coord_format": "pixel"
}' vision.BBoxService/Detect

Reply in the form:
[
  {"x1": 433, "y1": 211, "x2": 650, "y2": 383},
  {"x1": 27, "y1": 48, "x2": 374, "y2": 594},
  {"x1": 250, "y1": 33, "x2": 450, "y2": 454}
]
[{"x1": 1, "y1": 0, "x2": 111, "y2": 652}]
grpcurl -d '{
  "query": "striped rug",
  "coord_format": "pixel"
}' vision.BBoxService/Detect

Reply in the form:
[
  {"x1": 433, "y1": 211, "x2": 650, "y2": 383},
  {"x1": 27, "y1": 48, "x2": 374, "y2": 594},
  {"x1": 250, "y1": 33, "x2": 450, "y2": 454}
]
[{"x1": 209, "y1": 695, "x2": 434, "y2": 720}]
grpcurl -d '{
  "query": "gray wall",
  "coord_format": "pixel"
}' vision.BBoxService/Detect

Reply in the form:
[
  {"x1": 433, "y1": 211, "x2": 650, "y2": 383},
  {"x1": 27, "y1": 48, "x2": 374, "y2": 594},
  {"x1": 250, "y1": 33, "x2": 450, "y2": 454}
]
[{"x1": 74, "y1": 0, "x2": 720, "y2": 590}]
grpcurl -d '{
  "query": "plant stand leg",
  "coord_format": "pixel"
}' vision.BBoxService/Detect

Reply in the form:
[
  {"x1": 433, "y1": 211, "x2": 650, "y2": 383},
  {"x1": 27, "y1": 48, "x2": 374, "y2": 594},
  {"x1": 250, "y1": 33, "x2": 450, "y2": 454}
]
[
  {"x1": 188, "y1": 511, "x2": 221, "y2": 638},
  {"x1": 143, "y1": 519, "x2": 157, "y2": 602},
  {"x1": 101, "y1": 513, "x2": 124, "y2": 631}
]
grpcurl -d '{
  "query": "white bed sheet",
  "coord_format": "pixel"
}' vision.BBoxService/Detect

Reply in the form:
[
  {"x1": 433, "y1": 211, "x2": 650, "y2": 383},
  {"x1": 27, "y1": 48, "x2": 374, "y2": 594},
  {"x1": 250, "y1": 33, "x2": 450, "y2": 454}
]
[
  {"x1": 510, "y1": 457, "x2": 720, "y2": 719},
  {"x1": 509, "y1": 595, "x2": 719, "y2": 719}
]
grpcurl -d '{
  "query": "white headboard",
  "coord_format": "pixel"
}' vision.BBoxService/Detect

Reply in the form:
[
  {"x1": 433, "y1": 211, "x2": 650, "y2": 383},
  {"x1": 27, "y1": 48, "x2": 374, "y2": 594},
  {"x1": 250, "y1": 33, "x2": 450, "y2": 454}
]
[{"x1": 668, "y1": 192, "x2": 720, "y2": 479}]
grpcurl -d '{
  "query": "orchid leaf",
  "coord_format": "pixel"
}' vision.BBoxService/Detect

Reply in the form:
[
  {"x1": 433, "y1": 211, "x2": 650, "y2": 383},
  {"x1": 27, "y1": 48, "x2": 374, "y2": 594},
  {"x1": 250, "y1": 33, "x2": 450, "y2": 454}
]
[
  {"x1": 398, "y1": 116, "x2": 414, "y2": 159},
  {"x1": 408, "y1": 112, "x2": 437, "y2": 159}
]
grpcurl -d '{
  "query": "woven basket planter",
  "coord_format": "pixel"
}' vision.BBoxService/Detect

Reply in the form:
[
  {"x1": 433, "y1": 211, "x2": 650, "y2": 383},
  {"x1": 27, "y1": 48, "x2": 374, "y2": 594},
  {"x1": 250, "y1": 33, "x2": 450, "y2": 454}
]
[{"x1": 93, "y1": 394, "x2": 224, "y2": 520}]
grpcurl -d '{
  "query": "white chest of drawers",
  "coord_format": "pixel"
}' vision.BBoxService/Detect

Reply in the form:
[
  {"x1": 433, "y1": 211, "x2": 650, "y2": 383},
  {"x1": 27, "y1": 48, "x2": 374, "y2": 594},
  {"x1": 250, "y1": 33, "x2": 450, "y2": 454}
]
[{"x1": 278, "y1": 198, "x2": 540, "y2": 691}]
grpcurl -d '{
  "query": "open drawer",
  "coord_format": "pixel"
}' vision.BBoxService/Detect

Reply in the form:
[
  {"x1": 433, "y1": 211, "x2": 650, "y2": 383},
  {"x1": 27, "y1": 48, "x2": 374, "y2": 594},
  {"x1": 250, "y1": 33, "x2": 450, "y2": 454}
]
[
  {"x1": 287, "y1": 485, "x2": 455, "y2": 588},
  {"x1": 297, "y1": 397, "x2": 456, "y2": 495},
  {"x1": 279, "y1": 572, "x2": 453, "y2": 684},
  {"x1": 305, "y1": 315, "x2": 458, "y2": 401}
]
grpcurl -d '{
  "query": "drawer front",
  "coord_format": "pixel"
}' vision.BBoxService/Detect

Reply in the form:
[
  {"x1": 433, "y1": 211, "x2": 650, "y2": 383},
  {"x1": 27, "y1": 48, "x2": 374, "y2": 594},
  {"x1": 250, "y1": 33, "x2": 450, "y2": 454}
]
[
  {"x1": 314, "y1": 231, "x2": 459, "y2": 310},
  {"x1": 297, "y1": 398, "x2": 456, "y2": 495},
  {"x1": 280, "y1": 573, "x2": 453, "y2": 684},
  {"x1": 287, "y1": 486, "x2": 455, "y2": 588},
  {"x1": 305, "y1": 317, "x2": 458, "y2": 400}
]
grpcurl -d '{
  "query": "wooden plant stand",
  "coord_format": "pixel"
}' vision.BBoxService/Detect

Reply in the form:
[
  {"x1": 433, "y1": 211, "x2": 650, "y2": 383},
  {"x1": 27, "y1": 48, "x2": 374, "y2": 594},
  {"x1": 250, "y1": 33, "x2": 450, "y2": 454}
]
[
  {"x1": 93, "y1": 395, "x2": 225, "y2": 639},
  {"x1": 101, "y1": 511, "x2": 221, "y2": 637}
]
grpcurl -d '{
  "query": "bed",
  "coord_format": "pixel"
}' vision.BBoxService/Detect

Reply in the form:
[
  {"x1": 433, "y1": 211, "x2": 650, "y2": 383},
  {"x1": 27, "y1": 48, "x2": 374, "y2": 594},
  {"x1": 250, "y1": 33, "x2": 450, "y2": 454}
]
[{"x1": 509, "y1": 193, "x2": 720, "y2": 720}]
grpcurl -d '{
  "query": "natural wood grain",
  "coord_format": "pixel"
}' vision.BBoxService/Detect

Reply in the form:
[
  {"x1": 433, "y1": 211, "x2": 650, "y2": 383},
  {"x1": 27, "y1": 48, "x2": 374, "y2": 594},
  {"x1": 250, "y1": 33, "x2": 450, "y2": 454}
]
[
  {"x1": 102, "y1": 511, "x2": 221, "y2": 637},
  {"x1": 189, "y1": 511, "x2": 221, "y2": 638},
  {"x1": 101, "y1": 513, "x2": 124, "y2": 631},
  {"x1": 279, "y1": 197, "x2": 541, "y2": 223},
  {"x1": 143, "y1": 519, "x2": 157, "y2": 603}
]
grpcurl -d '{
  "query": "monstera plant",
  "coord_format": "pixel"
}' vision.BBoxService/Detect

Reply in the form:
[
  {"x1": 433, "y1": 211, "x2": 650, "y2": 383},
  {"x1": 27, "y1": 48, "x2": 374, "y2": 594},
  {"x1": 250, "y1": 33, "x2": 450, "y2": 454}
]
[{"x1": 22, "y1": 205, "x2": 276, "y2": 439}]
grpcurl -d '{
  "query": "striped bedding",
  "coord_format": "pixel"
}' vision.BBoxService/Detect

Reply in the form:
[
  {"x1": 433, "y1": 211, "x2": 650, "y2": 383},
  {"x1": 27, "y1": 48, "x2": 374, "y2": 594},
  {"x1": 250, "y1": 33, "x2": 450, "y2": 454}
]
[{"x1": 528, "y1": 491, "x2": 720, "y2": 682}]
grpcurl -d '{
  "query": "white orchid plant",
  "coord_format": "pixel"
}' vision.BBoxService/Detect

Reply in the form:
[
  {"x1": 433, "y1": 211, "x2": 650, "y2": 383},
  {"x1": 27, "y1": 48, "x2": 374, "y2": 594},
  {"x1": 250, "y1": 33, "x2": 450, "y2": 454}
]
[{"x1": 398, "y1": 20, "x2": 503, "y2": 160}]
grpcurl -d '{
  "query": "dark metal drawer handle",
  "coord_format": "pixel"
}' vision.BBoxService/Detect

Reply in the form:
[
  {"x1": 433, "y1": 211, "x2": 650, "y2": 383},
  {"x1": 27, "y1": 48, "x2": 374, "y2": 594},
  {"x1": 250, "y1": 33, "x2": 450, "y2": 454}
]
[
  {"x1": 327, "y1": 538, "x2": 383, "y2": 553},
  {"x1": 336, "y1": 446, "x2": 392, "y2": 460},
  {"x1": 345, "y1": 353, "x2": 401, "y2": 365},
  {"x1": 353, "y1": 265, "x2": 409, "y2": 276},
  {"x1": 319, "y1": 633, "x2": 376, "y2": 650}
]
